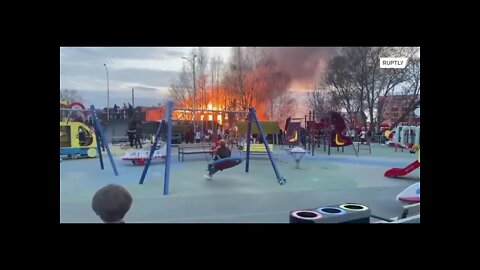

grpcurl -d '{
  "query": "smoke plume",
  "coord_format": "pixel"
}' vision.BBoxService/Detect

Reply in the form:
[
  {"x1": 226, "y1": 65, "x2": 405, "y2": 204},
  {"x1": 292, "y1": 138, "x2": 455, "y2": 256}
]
[{"x1": 261, "y1": 47, "x2": 339, "y2": 89}]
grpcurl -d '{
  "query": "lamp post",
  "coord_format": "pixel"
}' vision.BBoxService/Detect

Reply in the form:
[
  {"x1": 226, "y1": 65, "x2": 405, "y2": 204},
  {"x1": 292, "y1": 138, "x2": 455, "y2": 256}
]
[
  {"x1": 103, "y1": 63, "x2": 110, "y2": 121},
  {"x1": 289, "y1": 146, "x2": 307, "y2": 169},
  {"x1": 182, "y1": 55, "x2": 197, "y2": 132}
]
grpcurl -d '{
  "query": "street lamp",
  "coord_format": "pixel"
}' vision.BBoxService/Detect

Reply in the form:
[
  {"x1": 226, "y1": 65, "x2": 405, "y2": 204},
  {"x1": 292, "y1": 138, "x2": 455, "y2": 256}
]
[
  {"x1": 103, "y1": 63, "x2": 110, "y2": 121},
  {"x1": 182, "y1": 55, "x2": 197, "y2": 131}
]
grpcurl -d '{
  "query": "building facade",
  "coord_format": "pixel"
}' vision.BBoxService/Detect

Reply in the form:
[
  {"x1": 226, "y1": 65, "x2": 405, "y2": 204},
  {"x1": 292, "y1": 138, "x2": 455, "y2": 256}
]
[{"x1": 378, "y1": 95, "x2": 420, "y2": 126}]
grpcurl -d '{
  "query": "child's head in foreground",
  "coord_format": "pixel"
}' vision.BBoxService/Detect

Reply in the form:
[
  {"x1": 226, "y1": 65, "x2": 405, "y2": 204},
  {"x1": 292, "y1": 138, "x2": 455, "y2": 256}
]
[{"x1": 92, "y1": 184, "x2": 132, "y2": 223}]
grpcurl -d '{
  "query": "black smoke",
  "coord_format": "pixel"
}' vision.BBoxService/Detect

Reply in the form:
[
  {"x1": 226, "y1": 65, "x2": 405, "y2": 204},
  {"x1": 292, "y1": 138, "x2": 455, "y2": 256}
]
[{"x1": 261, "y1": 47, "x2": 339, "y2": 87}]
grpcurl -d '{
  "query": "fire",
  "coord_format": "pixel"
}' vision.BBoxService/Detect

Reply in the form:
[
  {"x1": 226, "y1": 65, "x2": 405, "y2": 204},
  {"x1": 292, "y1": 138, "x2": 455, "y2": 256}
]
[{"x1": 172, "y1": 84, "x2": 272, "y2": 122}]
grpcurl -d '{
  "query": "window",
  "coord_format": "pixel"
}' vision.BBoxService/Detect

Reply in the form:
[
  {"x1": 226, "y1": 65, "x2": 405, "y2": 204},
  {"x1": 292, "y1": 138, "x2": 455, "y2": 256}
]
[
  {"x1": 60, "y1": 126, "x2": 71, "y2": 147},
  {"x1": 78, "y1": 126, "x2": 94, "y2": 146}
]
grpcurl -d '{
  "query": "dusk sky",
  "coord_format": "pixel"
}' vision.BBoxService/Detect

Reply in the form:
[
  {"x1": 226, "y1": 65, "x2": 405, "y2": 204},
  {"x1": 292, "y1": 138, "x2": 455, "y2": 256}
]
[
  {"x1": 60, "y1": 47, "x2": 232, "y2": 107},
  {"x1": 60, "y1": 47, "x2": 419, "y2": 115}
]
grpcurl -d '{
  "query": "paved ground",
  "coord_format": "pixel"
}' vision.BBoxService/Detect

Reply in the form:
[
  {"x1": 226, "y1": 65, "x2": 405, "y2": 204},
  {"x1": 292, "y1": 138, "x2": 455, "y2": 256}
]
[{"x1": 60, "y1": 143, "x2": 420, "y2": 223}]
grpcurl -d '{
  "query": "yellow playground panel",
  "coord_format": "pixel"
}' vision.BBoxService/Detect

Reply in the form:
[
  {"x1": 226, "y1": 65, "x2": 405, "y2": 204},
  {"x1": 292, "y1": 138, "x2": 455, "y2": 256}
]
[{"x1": 60, "y1": 121, "x2": 98, "y2": 158}]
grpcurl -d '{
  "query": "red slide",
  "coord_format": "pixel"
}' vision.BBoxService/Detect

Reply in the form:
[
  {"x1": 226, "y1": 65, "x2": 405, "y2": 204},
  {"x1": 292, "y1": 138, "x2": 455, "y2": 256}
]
[{"x1": 384, "y1": 160, "x2": 420, "y2": 178}]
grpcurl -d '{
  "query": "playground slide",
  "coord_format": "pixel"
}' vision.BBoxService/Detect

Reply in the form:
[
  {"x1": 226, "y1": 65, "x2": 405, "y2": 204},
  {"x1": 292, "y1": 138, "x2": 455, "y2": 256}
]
[
  {"x1": 331, "y1": 132, "x2": 352, "y2": 147},
  {"x1": 284, "y1": 120, "x2": 301, "y2": 145},
  {"x1": 384, "y1": 160, "x2": 420, "y2": 178}
]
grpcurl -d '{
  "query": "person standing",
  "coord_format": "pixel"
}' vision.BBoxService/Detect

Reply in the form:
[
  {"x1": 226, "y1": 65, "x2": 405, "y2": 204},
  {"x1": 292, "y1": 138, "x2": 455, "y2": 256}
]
[
  {"x1": 134, "y1": 122, "x2": 143, "y2": 149},
  {"x1": 195, "y1": 129, "x2": 202, "y2": 143},
  {"x1": 127, "y1": 121, "x2": 136, "y2": 148}
]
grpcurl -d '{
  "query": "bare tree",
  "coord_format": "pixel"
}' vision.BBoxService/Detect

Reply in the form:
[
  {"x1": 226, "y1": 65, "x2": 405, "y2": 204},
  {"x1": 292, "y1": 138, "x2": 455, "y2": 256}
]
[
  {"x1": 170, "y1": 64, "x2": 192, "y2": 102},
  {"x1": 230, "y1": 47, "x2": 247, "y2": 110},
  {"x1": 196, "y1": 47, "x2": 208, "y2": 109},
  {"x1": 171, "y1": 47, "x2": 294, "y2": 123},
  {"x1": 325, "y1": 54, "x2": 365, "y2": 124},
  {"x1": 169, "y1": 63, "x2": 195, "y2": 119},
  {"x1": 364, "y1": 47, "x2": 417, "y2": 128},
  {"x1": 60, "y1": 89, "x2": 85, "y2": 103},
  {"x1": 273, "y1": 91, "x2": 297, "y2": 126},
  {"x1": 209, "y1": 55, "x2": 224, "y2": 108},
  {"x1": 393, "y1": 57, "x2": 420, "y2": 124},
  {"x1": 324, "y1": 47, "x2": 418, "y2": 128},
  {"x1": 222, "y1": 67, "x2": 234, "y2": 110},
  {"x1": 306, "y1": 84, "x2": 337, "y2": 120}
]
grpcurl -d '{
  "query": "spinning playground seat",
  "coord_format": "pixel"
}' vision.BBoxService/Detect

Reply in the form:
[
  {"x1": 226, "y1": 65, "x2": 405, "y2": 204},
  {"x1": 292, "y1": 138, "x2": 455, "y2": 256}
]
[{"x1": 122, "y1": 149, "x2": 165, "y2": 165}]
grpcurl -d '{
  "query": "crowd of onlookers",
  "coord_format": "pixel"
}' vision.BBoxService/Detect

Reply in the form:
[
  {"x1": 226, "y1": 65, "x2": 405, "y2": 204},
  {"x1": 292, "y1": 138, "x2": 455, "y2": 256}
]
[
  {"x1": 103, "y1": 103, "x2": 136, "y2": 120},
  {"x1": 182, "y1": 126, "x2": 231, "y2": 144}
]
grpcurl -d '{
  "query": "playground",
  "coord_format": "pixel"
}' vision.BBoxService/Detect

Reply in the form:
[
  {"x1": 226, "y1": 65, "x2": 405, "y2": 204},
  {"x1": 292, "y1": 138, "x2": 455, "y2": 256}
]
[
  {"x1": 60, "y1": 142, "x2": 420, "y2": 223},
  {"x1": 60, "y1": 101, "x2": 420, "y2": 223}
]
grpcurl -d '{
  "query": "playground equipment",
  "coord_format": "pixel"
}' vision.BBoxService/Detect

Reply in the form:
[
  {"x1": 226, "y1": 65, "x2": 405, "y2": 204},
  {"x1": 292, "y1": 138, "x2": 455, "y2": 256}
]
[
  {"x1": 60, "y1": 100, "x2": 88, "y2": 122},
  {"x1": 318, "y1": 111, "x2": 358, "y2": 157},
  {"x1": 60, "y1": 101, "x2": 97, "y2": 158},
  {"x1": 206, "y1": 157, "x2": 243, "y2": 179},
  {"x1": 384, "y1": 158, "x2": 420, "y2": 178},
  {"x1": 385, "y1": 144, "x2": 420, "y2": 178},
  {"x1": 385, "y1": 107, "x2": 420, "y2": 178},
  {"x1": 284, "y1": 117, "x2": 302, "y2": 146},
  {"x1": 396, "y1": 182, "x2": 420, "y2": 203},
  {"x1": 386, "y1": 125, "x2": 420, "y2": 152},
  {"x1": 60, "y1": 104, "x2": 119, "y2": 176},
  {"x1": 139, "y1": 102, "x2": 286, "y2": 195},
  {"x1": 400, "y1": 126, "x2": 417, "y2": 147},
  {"x1": 328, "y1": 111, "x2": 353, "y2": 148},
  {"x1": 290, "y1": 203, "x2": 371, "y2": 223},
  {"x1": 60, "y1": 121, "x2": 98, "y2": 158},
  {"x1": 122, "y1": 144, "x2": 167, "y2": 165},
  {"x1": 302, "y1": 111, "x2": 360, "y2": 157},
  {"x1": 288, "y1": 147, "x2": 307, "y2": 169},
  {"x1": 236, "y1": 121, "x2": 281, "y2": 145},
  {"x1": 60, "y1": 100, "x2": 86, "y2": 110}
]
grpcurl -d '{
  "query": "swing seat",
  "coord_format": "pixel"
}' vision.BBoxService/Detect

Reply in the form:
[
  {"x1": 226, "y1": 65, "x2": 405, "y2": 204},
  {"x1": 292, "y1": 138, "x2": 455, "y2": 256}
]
[{"x1": 207, "y1": 157, "x2": 243, "y2": 177}]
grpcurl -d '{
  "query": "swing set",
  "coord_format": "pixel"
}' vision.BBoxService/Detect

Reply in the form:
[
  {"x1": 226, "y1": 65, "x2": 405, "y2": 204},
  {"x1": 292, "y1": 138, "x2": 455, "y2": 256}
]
[{"x1": 138, "y1": 101, "x2": 286, "y2": 195}]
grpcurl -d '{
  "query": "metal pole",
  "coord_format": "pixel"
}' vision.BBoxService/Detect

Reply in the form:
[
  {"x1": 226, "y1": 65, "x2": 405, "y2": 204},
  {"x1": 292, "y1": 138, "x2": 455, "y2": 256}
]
[
  {"x1": 93, "y1": 120, "x2": 104, "y2": 170},
  {"x1": 245, "y1": 109, "x2": 252, "y2": 173},
  {"x1": 252, "y1": 47, "x2": 256, "y2": 107},
  {"x1": 90, "y1": 105, "x2": 118, "y2": 176},
  {"x1": 303, "y1": 115, "x2": 306, "y2": 149},
  {"x1": 307, "y1": 111, "x2": 315, "y2": 154},
  {"x1": 328, "y1": 112, "x2": 331, "y2": 156},
  {"x1": 193, "y1": 55, "x2": 196, "y2": 132},
  {"x1": 139, "y1": 120, "x2": 166, "y2": 184},
  {"x1": 132, "y1": 88, "x2": 134, "y2": 108},
  {"x1": 103, "y1": 64, "x2": 110, "y2": 122},
  {"x1": 251, "y1": 107, "x2": 286, "y2": 185},
  {"x1": 163, "y1": 101, "x2": 174, "y2": 195}
]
